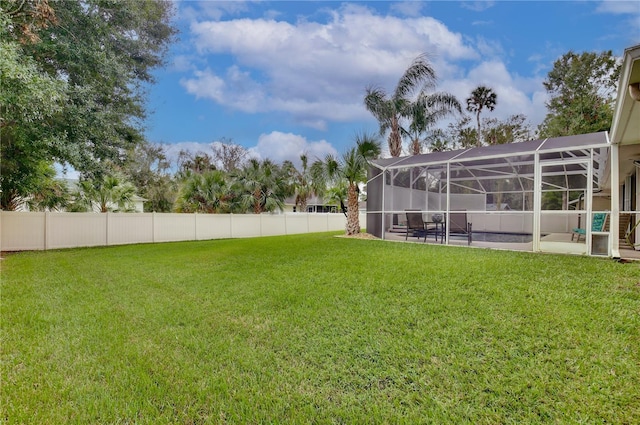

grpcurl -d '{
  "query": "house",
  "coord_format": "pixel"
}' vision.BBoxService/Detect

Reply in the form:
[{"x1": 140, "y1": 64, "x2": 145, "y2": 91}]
[
  {"x1": 284, "y1": 196, "x2": 339, "y2": 213},
  {"x1": 366, "y1": 44, "x2": 640, "y2": 258}
]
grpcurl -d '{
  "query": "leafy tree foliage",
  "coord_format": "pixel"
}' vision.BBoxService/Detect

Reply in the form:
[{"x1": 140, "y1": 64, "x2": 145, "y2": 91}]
[
  {"x1": 447, "y1": 116, "x2": 478, "y2": 150},
  {"x1": 121, "y1": 142, "x2": 176, "y2": 212},
  {"x1": 424, "y1": 129, "x2": 451, "y2": 152},
  {"x1": 483, "y1": 114, "x2": 533, "y2": 145},
  {"x1": 177, "y1": 151, "x2": 217, "y2": 178},
  {"x1": 1, "y1": 0, "x2": 176, "y2": 209},
  {"x1": 538, "y1": 50, "x2": 620, "y2": 137},
  {"x1": 1, "y1": 10, "x2": 67, "y2": 209},
  {"x1": 212, "y1": 138, "x2": 249, "y2": 172},
  {"x1": 447, "y1": 114, "x2": 532, "y2": 149},
  {"x1": 320, "y1": 181, "x2": 349, "y2": 216}
]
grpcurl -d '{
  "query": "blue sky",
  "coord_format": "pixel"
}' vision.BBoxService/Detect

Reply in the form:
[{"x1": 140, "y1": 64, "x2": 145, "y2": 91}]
[{"x1": 145, "y1": 0, "x2": 640, "y2": 166}]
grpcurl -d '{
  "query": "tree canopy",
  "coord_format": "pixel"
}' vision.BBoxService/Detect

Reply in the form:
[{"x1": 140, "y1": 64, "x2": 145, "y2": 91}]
[
  {"x1": 1, "y1": 0, "x2": 177, "y2": 209},
  {"x1": 538, "y1": 50, "x2": 620, "y2": 137}
]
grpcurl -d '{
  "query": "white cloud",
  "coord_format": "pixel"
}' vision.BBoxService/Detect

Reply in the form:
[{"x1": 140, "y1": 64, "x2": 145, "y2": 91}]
[
  {"x1": 596, "y1": 0, "x2": 640, "y2": 14},
  {"x1": 439, "y1": 60, "x2": 548, "y2": 130},
  {"x1": 183, "y1": 6, "x2": 477, "y2": 128},
  {"x1": 157, "y1": 132, "x2": 338, "y2": 169},
  {"x1": 461, "y1": 1, "x2": 496, "y2": 12},
  {"x1": 249, "y1": 131, "x2": 338, "y2": 165},
  {"x1": 180, "y1": 69, "x2": 226, "y2": 103},
  {"x1": 178, "y1": 0, "x2": 250, "y2": 22},
  {"x1": 180, "y1": 66, "x2": 266, "y2": 113},
  {"x1": 390, "y1": 1, "x2": 425, "y2": 17},
  {"x1": 160, "y1": 141, "x2": 217, "y2": 166},
  {"x1": 175, "y1": 3, "x2": 560, "y2": 137},
  {"x1": 170, "y1": 55, "x2": 194, "y2": 73}
]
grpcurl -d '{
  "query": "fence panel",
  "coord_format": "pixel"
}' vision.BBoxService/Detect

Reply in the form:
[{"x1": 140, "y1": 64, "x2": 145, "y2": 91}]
[
  {"x1": 284, "y1": 214, "x2": 309, "y2": 234},
  {"x1": 308, "y1": 214, "x2": 328, "y2": 233},
  {"x1": 195, "y1": 214, "x2": 232, "y2": 240},
  {"x1": 48, "y1": 213, "x2": 107, "y2": 249},
  {"x1": 261, "y1": 215, "x2": 287, "y2": 236},
  {"x1": 154, "y1": 214, "x2": 196, "y2": 242},
  {"x1": 108, "y1": 213, "x2": 153, "y2": 246},
  {"x1": 0, "y1": 211, "x2": 353, "y2": 251},
  {"x1": 1, "y1": 212, "x2": 46, "y2": 251},
  {"x1": 230, "y1": 215, "x2": 262, "y2": 238}
]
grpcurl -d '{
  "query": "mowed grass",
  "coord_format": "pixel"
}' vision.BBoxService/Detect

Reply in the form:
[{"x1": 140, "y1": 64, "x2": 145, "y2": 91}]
[{"x1": 2, "y1": 233, "x2": 639, "y2": 424}]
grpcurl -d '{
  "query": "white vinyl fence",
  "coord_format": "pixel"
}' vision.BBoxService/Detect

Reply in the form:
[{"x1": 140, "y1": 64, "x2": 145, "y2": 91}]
[{"x1": 0, "y1": 211, "x2": 365, "y2": 251}]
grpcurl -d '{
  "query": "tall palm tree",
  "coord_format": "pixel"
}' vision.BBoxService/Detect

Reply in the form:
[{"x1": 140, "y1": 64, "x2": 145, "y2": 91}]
[
  {"x1": 406, "y1": 91, "x2": 461, "y2": 155},
  {"x1": 364, "y1": 54, "x2": 438, "y2": 157},
  {"x1": 312, "y1": 132, "x2": 381, "y2": 235},
  {"x1": 466, "y1": 85, "x2": 497, "y2": 147}
]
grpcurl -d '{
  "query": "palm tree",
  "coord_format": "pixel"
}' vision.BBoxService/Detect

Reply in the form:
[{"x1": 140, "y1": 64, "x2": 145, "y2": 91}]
[
  {"x1": 71, "y1": 174, "x2": 136, "y2": 212},
  {"x1": 425, "y1": 129, "x2": 450, "y2": 153},
  {"x1": 175, "y1": 170, "x2": 233, "y2": 213},
  {"x1": 321, "y1": 181, "x2": 349, "y2": 216},
  {"x1": 235, "y1": 159, "x2": 288, "y2": 214},
  {"x1": 466, "y1": 86, "x2": 497, "y2": 147},
  {"x1": 312, "y1": 132, "x2": 381, "y2": 235},
  {"x1": 364, "y1": 54, "x2": 438, "y2": 157},
  {"x1": 406, "y1": 91, "x2": 461, "y2": 155},
  {"x1": 282, "y1": 154, "x2": 315, "y2": 212}
]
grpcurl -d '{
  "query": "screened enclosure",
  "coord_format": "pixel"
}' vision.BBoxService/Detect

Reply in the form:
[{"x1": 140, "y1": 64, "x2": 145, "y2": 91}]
[{"x1": 366, "y1": 132, "x2": 613, "y2": 257}]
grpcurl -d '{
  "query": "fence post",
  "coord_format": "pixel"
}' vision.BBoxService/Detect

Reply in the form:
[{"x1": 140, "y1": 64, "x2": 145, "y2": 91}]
[
  {"x1": 45, "y1": 211, "x2": 50, "y2": 250},
  {"x1": 106, "y1": 212, "x2": 110, "y2": 246}
]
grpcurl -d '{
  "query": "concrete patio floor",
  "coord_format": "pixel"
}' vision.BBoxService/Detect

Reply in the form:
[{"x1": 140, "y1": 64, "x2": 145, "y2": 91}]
[{"x1": 381, "y1": 230, "x2": 640, "y2": 261}]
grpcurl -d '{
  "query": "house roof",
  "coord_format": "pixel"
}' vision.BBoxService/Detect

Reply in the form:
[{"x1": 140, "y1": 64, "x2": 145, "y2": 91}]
[
  {"x1": 370, "y1": 132, "x2": 609, "y2": 172},
  {"x1": 370, "y1": 132, "x2": 610, "y2": 193},
  {"x1": 610, "y1": 44, "x2": 640, "y2": 147}
]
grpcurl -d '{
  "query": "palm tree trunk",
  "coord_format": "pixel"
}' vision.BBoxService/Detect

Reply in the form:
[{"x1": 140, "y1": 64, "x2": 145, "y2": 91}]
[
  {"x1": 476, "y1": 110, "x2": 482, "y2": 147},
  {"x1": 389, "y1": 116, "x2": 402, "y2": 157},
  {"x1": 345, "y1": 183, "x2": 360, "y2": 235},
  {"x1": 409, "y1": 136, "x2": 421, "y2": 155},
  {"x1": 254, "y1": 189, "x2": 262, "y2": 214}
]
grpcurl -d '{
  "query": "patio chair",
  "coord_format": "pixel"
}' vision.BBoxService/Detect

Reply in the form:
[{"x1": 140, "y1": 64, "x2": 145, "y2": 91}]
[
  {"x1": 571, "y1": 212, "x2": 608, "y2": 242},
  {"x1": 405, "y1": 210, "x2": 427, "y2": 242},
  {"x1": 446, "y1": 211, "x2": 473, "y2": 245}
]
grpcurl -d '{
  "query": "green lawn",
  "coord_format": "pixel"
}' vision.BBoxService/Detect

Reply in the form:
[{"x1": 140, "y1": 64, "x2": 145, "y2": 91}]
[{"x1": 2, "y1": 233, "x2": 639, "y2": 424}]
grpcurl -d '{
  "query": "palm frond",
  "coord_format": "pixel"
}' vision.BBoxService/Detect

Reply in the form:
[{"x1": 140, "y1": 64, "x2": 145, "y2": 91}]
[{"x1": 394, "y1": 53, "x2": 437, "y2": 100}]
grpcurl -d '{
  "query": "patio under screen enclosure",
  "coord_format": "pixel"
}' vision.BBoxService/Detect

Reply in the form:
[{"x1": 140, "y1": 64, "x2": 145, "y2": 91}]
[{"x1": 366, "y1": 131, "x2": 617, "y2": 257}]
